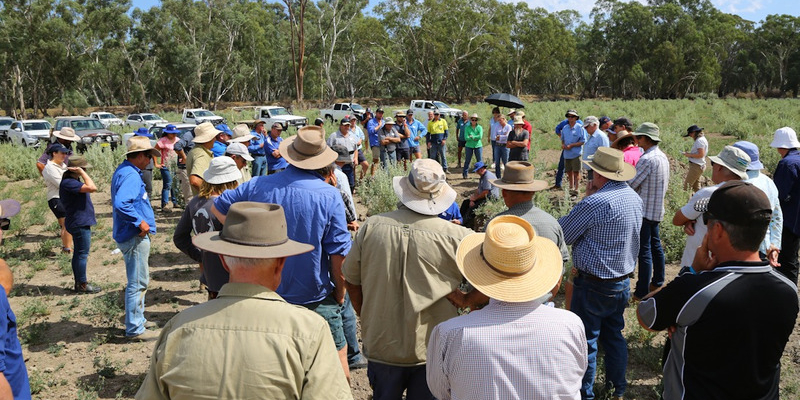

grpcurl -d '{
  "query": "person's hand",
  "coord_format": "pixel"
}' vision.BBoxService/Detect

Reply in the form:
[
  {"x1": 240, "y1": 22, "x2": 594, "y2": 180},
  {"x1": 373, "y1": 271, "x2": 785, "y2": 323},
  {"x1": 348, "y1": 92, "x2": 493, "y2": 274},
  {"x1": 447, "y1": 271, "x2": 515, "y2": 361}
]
[
  {"x1": 692, "y1": 233, "x2": 717, "y2": 272},
  {"x1": 451, "y1": 219, "x2": 461, "y2": 225},
  {"x1": 562, "y1": 143, "x2": 568, "y2": 150},
  {"x1": 683, "y1": 221, "x2": 696, "y2": 236},
  {"x1": 347, "y1": 221, "x2": 359, "y2": 231},
  {"x1": 427, "y1": 142, "x2": 432, "y2": 150},
  {"x1": 154, "y1": 163, "x2": 162, "y2": 169},
  {"x1": 67, "y1": 167, "x2": 84, "y2": 173},
  {"x1": 139, "y1": 221, "x2": 150, "y2": 237},
  {"x1": 667, "y1": 325, "x2": 677, "y2": 340},
  {"x1": 767, "y1": 245, "x2": 781, "y2": 267}
]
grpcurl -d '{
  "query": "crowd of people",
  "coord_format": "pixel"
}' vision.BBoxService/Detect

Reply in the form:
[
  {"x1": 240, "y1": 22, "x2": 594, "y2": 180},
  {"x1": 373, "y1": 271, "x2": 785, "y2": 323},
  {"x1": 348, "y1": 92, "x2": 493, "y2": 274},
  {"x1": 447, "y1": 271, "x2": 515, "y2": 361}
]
[{"x1": 0, "y1": 106, "x2": 798, "y2": 400}]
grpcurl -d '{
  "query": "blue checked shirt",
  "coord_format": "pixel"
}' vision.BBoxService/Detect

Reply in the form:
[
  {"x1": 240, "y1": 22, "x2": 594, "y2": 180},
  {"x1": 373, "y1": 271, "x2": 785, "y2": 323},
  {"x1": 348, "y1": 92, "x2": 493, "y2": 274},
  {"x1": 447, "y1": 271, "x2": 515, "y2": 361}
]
[
  {"x1": 628, "y1": 145, "x2": 670, "y2": 221},
  {"x1": 559, "y1": 180, "x2": 643, "y2": 278}
]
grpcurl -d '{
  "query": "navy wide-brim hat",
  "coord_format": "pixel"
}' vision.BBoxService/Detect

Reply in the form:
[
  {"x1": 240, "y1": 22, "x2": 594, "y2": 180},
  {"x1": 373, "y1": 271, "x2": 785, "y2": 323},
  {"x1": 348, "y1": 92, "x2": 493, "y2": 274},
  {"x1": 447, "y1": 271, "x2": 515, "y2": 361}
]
[
  {"x1": 473, "y1": 161, "x2": 487, "y2": 172},
  {"x1": 134, "y1": 127, "x2": 152, "y2": 138}
]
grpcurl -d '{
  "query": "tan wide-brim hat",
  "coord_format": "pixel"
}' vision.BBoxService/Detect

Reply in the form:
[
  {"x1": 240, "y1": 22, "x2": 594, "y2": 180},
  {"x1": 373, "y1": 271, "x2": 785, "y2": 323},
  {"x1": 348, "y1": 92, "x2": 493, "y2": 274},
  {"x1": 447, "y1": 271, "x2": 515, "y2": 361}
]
[
  {"x1": 491, "y1": 161, "x2": 548, "y2": 192},
  {"x1": 53, "y1": 127, "x2": 80, "y2": 142},
  {"x1": 279, "y1": 126, "x2": 337, "y2": 170},
  {"x1": 393, "y1": 159, "x2": 457, "y2": 216},
  {"x1": 193, "y1": 202, "x2": 314, "y2": 259},
  {"x1": 125, "y1": 135, "x2": 160, "y2": 158},
  {"x1": 582, "y1": 147, "x2": 636, "y2": 181},
  {"x1": 470, "y1": 113, "x2": 480, "y2": 120},
  {"x1": 611, "y1": 132, "x2": 634, "y2": 149},
  {"x1": 229, "y1": 124, "x2": 255, "y2": 143},
  {"x1": 457, "y1": 215, "x2": 562, "y2": 303},
  {"x1": 193, "y1": 122, "x2": 222, "y2": 144}
]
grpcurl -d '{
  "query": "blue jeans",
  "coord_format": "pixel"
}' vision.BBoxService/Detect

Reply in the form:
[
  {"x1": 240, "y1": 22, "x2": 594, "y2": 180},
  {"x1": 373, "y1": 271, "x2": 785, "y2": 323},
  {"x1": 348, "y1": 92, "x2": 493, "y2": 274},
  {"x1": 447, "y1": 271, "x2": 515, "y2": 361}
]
[
  {"x1": 301, "y1": 293, "x2": 346, "y2": 350},
  {"x1": 251, "y1": 155, "x2": 267, "y2": 177},
  {"x1": 341, "y1": 294, "x2": 363, "y2": 364},
  {"x1": 493, "y1": 144, "x2": 508, "y2": 178},
  {"x1": 69, "y1": 226, "x2": 91, "y2": 284},
  {"x1": 367, "y1": 361, "x2": 434, "y2": 400},
  {"x1": 118, "y1": 235, "x2": 151, "y2": 337},
  {"x1": 463, "y1": 146, "x2": 482, "y2": 177},
  {"x1": 160, "y1": 167, "x2": 174, "y2": 207},
  {"x1": 634, "y1": 218, "x2": 665, "y2": 298},
  {"x1": 430, "y1": 143, "x2": 447, "y2": 169},
  {"x1": 341, "y1": 163, "x2": 355, "y2": 193},
  {"x1": 571, "y1": 275, "x2": 630, "y2": 399},
  {"x1": 555, "y1": 151, "x2": 565, "y2": 187}
]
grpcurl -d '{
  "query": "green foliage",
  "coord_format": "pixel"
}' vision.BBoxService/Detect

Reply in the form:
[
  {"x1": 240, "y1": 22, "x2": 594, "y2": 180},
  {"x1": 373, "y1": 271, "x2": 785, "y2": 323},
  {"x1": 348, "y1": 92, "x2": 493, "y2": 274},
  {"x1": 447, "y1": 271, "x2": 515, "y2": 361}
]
[
  {"x1": 81, "y1": 292, "x2": 124, "y2": 327},
  {"x1": 358, "y1": 164, "x2": 406, "y2": 216},
  {"x1": 0, "y1": 144, "x2": 39, "y2": 181},
  {"x1": 83, "y1": 145, "x2": 127, "y2": 190}
]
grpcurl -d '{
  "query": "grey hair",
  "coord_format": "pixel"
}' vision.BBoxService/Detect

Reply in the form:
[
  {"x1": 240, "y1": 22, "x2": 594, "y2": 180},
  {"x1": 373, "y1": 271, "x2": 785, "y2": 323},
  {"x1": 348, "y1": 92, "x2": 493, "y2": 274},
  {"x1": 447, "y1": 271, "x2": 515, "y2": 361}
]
[{"x1": 221, "y1": 255, "x2": 279, "y2": 270}]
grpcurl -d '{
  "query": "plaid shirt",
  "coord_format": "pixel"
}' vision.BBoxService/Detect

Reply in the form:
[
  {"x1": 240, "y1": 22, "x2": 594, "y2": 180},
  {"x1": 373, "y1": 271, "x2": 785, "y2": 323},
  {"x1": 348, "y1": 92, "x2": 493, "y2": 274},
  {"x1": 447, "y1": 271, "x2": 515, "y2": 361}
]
[
  {"x1": 628, "y1": 145, "x2": 670, "y2": 221},
  {"x1": 559, "y1": 180, "x2": 643, "y2": 278}
]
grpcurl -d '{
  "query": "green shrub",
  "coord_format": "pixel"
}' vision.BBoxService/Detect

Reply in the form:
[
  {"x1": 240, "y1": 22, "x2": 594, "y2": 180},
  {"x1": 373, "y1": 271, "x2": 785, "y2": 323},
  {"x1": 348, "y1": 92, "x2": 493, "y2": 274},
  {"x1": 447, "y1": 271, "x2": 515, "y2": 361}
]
[
  {"x1": 0, "y1": 143, "x2": 39, "y2": 181},
  {"x1": 359, "y1": 164, "x2": 406, "y2": 216}
]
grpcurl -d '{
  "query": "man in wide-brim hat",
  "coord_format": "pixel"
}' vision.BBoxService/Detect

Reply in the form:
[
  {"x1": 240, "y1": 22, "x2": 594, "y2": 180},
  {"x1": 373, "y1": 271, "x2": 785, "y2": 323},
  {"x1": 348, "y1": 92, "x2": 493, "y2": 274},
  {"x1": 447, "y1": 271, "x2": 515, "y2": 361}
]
[
  {"x1": 343, "y1": 158, "x2": 475, "y2": 400},
  {"x1": 487, "y1": 161, "x2": 569, "y2": 268},
  {"x1": 211, "y1": 124, "x2": 353, "y2": 379},
  {"x1": 558, "y1": 146, "x2": 643, "y2": 400},
  {"x1": 427, "y1": 215, "x2": 587, "y2": 399},
  {"x1": 186, "y1": 122, "x2": 222, "y2": 196},
  {"x1": 136, "y1": 202, "x2": 352, "y2": 400}
]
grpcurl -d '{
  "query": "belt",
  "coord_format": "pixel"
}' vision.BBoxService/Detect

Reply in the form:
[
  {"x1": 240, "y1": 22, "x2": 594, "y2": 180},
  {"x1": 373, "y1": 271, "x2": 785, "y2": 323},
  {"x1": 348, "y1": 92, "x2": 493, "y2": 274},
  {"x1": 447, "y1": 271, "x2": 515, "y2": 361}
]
[{"x1": 577, "y1": 271, "x2": 633, "y2": 283}]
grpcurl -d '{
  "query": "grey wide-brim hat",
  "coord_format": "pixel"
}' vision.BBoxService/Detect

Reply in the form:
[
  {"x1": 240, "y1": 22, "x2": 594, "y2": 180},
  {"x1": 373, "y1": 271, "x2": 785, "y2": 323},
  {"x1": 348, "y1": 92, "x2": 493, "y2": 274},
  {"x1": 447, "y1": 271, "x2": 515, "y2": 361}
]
[
  {"x1": 632, "y1": 122, "x2": 661, "y2": 143},
  {"x1": 393, "y1": 159, "x2": 457, "y2": 216},
  {"x1": 708, "y1": 145, "x2": 750, "y2": 180},
  {"x1": 125, "y1": 135, "x2": 160, "y2": 158},
  {"x1": 278, "y1": 126, "x2": 337, "y2": 170},
  {"x1": 193, "y1": 202, "x2": 314, "y2": 259},
  {"x1": 491, "y1": 161, "x2": 548, "y2": 192},
  {"x1": 581, "y1": 147, "x2": 636, "y2": 181}
]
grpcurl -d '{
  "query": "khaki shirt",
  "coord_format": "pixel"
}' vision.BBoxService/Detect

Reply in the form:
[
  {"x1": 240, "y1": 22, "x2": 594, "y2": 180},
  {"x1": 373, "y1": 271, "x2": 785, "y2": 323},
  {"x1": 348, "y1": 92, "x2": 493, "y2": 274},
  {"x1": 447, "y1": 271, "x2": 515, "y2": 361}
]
[
  {"x1": 186, "y1": 146, "x2": 213, "y2": 196},
  {"x1": 135, "y1": 283, "x2": 352, "y2": 400},
  {"x1": 343, "y1": 206, "x2": 473, "y2": 366}
]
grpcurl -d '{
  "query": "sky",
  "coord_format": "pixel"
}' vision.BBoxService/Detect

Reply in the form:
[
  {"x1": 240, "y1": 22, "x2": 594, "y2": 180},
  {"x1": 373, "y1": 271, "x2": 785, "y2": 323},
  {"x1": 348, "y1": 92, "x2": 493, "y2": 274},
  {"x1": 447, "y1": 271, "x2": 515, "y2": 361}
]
[{"x1": 129, "y1": 0, "x2": 799, "y2": 24}]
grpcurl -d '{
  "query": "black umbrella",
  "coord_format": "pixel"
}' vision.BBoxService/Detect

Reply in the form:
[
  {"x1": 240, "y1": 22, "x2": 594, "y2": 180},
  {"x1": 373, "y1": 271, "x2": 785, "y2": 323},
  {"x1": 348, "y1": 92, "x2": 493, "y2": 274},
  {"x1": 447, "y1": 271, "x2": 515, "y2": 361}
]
[{"x1": 484, "y1": 93, "x2": 525, "y2": 109}]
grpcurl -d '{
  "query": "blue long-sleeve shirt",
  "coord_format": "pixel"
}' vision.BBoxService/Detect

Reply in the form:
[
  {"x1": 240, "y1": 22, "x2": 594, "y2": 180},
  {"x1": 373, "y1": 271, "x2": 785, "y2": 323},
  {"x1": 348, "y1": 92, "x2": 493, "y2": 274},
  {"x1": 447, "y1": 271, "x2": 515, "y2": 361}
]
[
  {"x1": 111, "y1": 160, "x2": 156, "y2": 243},
  {"x1": 366, "y1": 117, "x2": 383, "y2": 147},
  {"x1": 774, "y1": 148, "x2": 800, "y2": 235},
  {"x1": 247, "y1": 131, "x2": 267, "y2": 156}
]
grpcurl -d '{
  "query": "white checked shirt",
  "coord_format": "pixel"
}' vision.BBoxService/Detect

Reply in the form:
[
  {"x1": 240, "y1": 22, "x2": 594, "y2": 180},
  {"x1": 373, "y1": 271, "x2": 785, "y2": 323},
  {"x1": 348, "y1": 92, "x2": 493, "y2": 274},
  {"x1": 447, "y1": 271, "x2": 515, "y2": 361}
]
[
  {"x1": 628, "y1": 145, "x2": 670, "y2": 221},
  {"x1": 427, "y1": 300, "x2": 588, "y2": 400}
]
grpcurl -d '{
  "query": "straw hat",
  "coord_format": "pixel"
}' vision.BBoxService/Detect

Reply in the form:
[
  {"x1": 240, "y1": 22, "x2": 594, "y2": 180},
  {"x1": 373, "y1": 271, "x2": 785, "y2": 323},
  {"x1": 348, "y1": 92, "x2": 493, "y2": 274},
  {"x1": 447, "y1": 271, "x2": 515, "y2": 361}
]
[
  {"x1": 513, "y1": 116, "x2": 525, "y2": 125},
  {"x1": 470, "y1": 113, "x2": 480, "y2": 121},
  {"x1": 193, "y1": 202, "x2": 314, "y2": 259},
  {"x1": 611, "y1": 131, "x2": 635, "y2": 149},
  {"x1": 193, "y1": 122, "x2": 222, "y2": 144},
  {"x1": 229, "y1": 124, "x2": 255, "y2": 143},
  {"x1": 491, "y1": 161, "x2": 547, "y2": 192},
  {"x1": 393, "y1": 159, "x2": 457, "y2": 216},
  {"x1": 67, "y1": 155, "x2": 92, "y2": 169},
  {"x1": 53, "y1": 127, "x2": 80, "y2": 142},
  {"x1": 125, "y1": 136, "x2": 159, "y2": 158},
  {"x1": 456, "y1": 215, "x2": 562, "y2": 303},
  {"x1": 278, "y1": 126, "x2": 337, "y2": 170},
  {"x1": 581, "y1": 147, "x2": 636, "y2": 181},
  {"x1": 203, "y1": 156, "x2": 242, "y2": 184}
]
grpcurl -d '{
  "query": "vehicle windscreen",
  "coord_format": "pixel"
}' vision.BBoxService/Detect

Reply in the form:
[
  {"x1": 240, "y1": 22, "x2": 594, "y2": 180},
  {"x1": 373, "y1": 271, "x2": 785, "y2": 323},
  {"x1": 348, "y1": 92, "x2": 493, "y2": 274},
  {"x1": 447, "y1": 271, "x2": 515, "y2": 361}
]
[
  {"x1": 270, "y1": 108, "x2": 289, "y2": 116},
  {"x1": 143, "y1": 114, "x2": 162, "y2": 121},
  {"x1": 99, "y1": 113, "x2": 115, "y2": 119},
  {"x1": 433, "y1": 101, "x2": 450, "y2": 109},
  {"x1": 0, "y1": 119, "x2": 13, "y2": 128},
  {"x1": 350, "y1": 104, "x2": 365, "y2": 112},
  {"x1": 24, "y1": 122, "x2": 51, "y2": 130},
  {"x1": 70, "y1": 119, "x2": 105, "y2": 130},
  {"x1": 195, "y1": 110, "x2": 214, "y2": 117}
]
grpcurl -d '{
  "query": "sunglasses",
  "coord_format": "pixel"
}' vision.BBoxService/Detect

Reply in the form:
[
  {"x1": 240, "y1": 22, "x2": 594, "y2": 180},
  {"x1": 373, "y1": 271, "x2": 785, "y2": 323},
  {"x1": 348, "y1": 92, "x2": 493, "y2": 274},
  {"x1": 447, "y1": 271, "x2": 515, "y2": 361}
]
[{"x1": 470, "y1": 118, "x2": 478, "y2": 121}]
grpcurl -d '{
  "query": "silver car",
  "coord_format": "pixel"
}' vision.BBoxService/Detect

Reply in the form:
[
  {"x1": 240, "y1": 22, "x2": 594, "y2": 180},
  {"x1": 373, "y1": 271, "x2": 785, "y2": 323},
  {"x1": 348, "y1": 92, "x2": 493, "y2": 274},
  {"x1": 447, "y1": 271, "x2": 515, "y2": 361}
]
[{"x1": 7, "y1": 120, "x2": 52, "y2": 147}]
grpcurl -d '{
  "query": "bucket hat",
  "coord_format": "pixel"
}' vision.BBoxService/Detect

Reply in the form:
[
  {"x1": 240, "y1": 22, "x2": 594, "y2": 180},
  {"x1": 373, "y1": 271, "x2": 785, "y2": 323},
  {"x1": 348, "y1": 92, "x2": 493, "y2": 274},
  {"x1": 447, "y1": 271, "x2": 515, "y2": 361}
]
[
  {"x1": 456, "y1": 215, "x2": 562, "y2": 303},
  {"x1": 513, "y1": 116, "x2": 525, "y2": 125},
  {"x1": 125, "y1": 135, "x2": 160, "y2": 158},
  {"x1": 134, "y1": 127, "x2": 152, "y2": 138},
  {"x1": 67, "y1": 155, "x2": 91, "y2": 169},
  {"x1": 385, "y1": 118, "x2": 396, "y2": 125},
  {"x1": 202, "y1": 156, "x2": 242, "y2": 184},
  {"x1": 53, "y1": 127, "x2": 80, "y2": 142},
  {"x1": 392, "y1": 159, "x2": 457, "y2": 216},
  {"x1": 633, "y1": 122, "x2": 661, "y2": 143},
  {"x1": 278, "y1": 126, "x2": 338, "y2": 170},
  {"x1": 770, "y1": 127, "x2": 800, "y2": 149},
  {"x1": 331, "y1": 144, "x2": 352, "y2": 164},
  {"x1": 581, "y1": 147, "x2": 636, "y2": 181},
  {"x1": 193, "y1": 202, "x2": 314, "y2": 259},
  {"x1": 583, "y1": 116, "x2": 599, "y2": 126},
  {"x1": 193, "y1": 122, "x2": 222, "y2": 144},
  {"x1": 162, "y1": 124, "x2": 180, "y2": 135},
  {"x1": 225, "y1": 142, "x2": 254, "y2": 162},
  {"x1": 491, "y1": 162, "x2": 547, "y2": 192},
  {"x1": 708, "y1": 145, "x2": 750, "y2": 180},
  {"x1": 565, "y1": 109, "x2": 579, "y2": 118},
  {"x1": 732, "y1": 141, "x2": 764, "y2": 171},
  {"x1": 229, "y1": 124, "x2": 255, "y2": 143}
]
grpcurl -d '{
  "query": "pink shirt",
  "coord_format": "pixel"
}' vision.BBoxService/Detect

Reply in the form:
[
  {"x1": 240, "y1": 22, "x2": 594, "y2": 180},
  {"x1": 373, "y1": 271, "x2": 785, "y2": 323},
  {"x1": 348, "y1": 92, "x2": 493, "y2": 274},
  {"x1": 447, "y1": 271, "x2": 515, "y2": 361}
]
[
  {"x1": 622, "y1": 145, "x2": 642, "y2": 167},
  {"x1": 157, "y1": 136, "x2": 179, "y2": 165}
]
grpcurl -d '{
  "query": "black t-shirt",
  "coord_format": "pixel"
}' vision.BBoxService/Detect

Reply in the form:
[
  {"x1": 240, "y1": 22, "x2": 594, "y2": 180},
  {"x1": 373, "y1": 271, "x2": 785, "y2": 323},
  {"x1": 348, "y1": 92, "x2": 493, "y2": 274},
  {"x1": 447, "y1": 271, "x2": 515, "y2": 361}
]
[
  {"x1": 638, "y1": 262, "x2": 798, "y2": 400},
  {"x1": 59, "y1": 177, "x2": 97, "y2": 233},
  {"x1": 507, "y1": 129, "x2": 529, "y2": 161}
]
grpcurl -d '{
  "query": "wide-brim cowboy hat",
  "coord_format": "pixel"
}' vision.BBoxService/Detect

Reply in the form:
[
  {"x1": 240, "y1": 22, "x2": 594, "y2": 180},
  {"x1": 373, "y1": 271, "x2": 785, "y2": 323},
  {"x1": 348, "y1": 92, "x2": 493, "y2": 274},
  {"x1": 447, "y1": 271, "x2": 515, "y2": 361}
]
[
  {"x1": 53, "y1": 127, "x2": 80, "y2": 142},
  {"x1": 611, "y1": 131, "x2": 635, "y2": 149},
  {"x1": 193, "y1": 122, "x2": 222, "y2": 144},
  {"x1": 125, "y1": 135, "x2": 160, "y2": 158},
  {"x1": 581, "y1": 147, "x2": 636, "y2": 181},
  {"x1": 193, "y1": 202, "x2": 314, "y2": 259},
  {"x1": 457, "y1": 215, "x2": 562, "y2": 303},
  {"x1": 278, "y1": 126, "x2": 337, "y2": 170},
  {"x1": 491, "y1": 161, "x2": 548, "y2": 192},
  {"x1": 393, "y1": 159, "x2": 457, "y2": 216}
]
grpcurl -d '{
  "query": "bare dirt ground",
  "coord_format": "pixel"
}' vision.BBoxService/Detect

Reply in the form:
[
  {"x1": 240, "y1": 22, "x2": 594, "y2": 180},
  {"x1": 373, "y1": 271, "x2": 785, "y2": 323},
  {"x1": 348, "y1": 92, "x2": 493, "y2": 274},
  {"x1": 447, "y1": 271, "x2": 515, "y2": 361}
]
[{"x1": 4, "y1": 164, "x2": 800, "y2": 399}]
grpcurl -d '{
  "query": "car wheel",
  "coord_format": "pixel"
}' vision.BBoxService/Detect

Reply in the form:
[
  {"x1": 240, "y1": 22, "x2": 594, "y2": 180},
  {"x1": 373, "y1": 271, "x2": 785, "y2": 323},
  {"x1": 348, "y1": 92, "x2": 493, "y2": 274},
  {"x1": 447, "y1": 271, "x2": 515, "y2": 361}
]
[
  {"x1": 282, "y1": 124, "x2": 289, "y2": 132},
  {"x1": 325, "y1": 114, "x2": 334, "y2": 123}
]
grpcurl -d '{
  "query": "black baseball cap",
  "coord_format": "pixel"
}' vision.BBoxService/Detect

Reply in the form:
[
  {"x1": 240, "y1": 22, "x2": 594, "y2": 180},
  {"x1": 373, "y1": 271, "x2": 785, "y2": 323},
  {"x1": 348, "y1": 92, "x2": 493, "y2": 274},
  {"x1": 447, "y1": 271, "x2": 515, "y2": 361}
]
[
  {"x1": 613, "y1": 117, "x2": 632, "y2": 129},
  {"x1": 599, "y1": 116, "x2": 611, "y2": 125},
  {"x1": 375, "y1": 108, "x2": 384, "y2": 113},
  {"x1": 685, "y1": 125, "x2": 703, "y2": 137},
  {"x1": 697, "y1": 181, "x2": 771, "y2": 226}
]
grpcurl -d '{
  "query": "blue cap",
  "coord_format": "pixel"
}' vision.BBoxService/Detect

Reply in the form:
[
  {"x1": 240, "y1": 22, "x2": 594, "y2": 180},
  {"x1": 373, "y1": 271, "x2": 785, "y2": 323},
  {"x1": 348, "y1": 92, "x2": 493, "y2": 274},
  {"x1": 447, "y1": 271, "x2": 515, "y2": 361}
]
[
  {"x1": 134, "y1": 127, "x2": 152, "y2": 138},
  {"x1": 599, "y1": 116, "x2": 611, "y2": 125},
  {"x1": 163, "y1": 124, "x2": 180, "y2": 135},
  {"x1": 732, "y1": 141, "x2": 764, "y2": 171},
  {"x1": 47, "y1": 143, "x2": 70, "y2": 155},
  {"x1": 472, "y1": 161, "x2": 486, "y2": 172},
  {"x1": 215, "y1": 124, "x2": 233, "y2": 136}
]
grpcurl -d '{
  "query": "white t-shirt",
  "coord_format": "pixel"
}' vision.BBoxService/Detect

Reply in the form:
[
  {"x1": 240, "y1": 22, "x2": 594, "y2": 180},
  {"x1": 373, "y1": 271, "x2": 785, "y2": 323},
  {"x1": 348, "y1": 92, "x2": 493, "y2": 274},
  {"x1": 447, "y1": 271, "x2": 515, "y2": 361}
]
[
  {"x1": 688, "y1": 136, "x2": 709, "y2": 167},
  {"x1": 42, "y1": 160, "x2": 66, "y2": 200},
  {"x1": 679, "y1": 184, "x2": 719, "y2": 267}
]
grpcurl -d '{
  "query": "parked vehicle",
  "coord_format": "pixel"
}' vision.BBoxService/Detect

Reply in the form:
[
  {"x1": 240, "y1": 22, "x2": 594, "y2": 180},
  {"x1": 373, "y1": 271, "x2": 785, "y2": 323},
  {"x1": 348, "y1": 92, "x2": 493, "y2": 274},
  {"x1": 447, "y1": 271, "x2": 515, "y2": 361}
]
[
  {"x1": 408, "y1": 100, "x2": 461, "y2": 120},
  {"x1": 320, "y1": 102, "x2": 366, "y2": 123},
  {"x1": 89, "y1": 112, "x2": 124, "y2": 128},
  {"x1": 125, "y1": 113, "x2": 168, "y2": 129},
  {"x1": 0, "y1": 117, "x2": 14, "y2": 142},
  {"x1": 121, "y1": 122, "x2": 196, "y2": 146},
  {"x1": 254, "y1": 106, "x2": 306, "y2": 131},
  {"x1": 7, "y1": 120, "x2": 52, "y2": 147},
  {"x1": 181, "y1": 109, "x2": 224, "y2": 126},
  {"x1": 54, "y1": 117, "x2": 120, "y2": 151}
]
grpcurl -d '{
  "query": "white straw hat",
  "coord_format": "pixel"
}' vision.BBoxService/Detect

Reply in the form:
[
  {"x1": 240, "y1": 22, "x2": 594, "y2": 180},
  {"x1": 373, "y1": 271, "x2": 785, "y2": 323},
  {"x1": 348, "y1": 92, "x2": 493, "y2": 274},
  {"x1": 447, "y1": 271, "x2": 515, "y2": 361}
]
[
  {"x1": 392, "y1": 159, "x2": 457, "y2": 215},
  {"x1": 193, "y1": 122, "x2": 222, "y2": 144},
  {"x1": 203, "y1": 156, "x2": 242, "y2": 184},
  {"x1": 229, "y1": 124, "x2": 255, "y2": 143}
]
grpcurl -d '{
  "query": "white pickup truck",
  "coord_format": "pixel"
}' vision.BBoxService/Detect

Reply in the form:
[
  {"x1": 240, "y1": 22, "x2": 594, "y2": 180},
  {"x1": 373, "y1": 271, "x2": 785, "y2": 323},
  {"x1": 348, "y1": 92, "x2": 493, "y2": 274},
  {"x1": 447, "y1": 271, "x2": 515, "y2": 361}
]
[
  {"x1": 319, "y1": 102, "x2": 366, "y2": 123},
  {"x1": 89, "y1": 111, "x2": 124, "y2": 128},
  {"x1": 248, "y1": 106, "x2": 307, "y2": 131},
  {"x1": 409, "y1": 100, "x2": 461, "y2": 121},
  {"x1": 181, "y1": 108, "x2": 225, "y2": 126}
]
